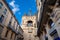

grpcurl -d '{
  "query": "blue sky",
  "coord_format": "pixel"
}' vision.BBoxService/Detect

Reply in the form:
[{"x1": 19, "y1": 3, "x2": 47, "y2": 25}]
[{"x1": 6, "y1": 0, "x2": 37, "y2": 25}]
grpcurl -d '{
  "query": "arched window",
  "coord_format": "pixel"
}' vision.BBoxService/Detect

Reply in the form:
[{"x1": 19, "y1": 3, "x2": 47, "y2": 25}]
[{"x1": 27, "y1": 20, "x2": 33, "y2": 27}]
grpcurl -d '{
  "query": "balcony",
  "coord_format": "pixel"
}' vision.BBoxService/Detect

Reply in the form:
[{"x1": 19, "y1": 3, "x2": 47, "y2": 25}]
[
  {"x1": 49, "y1": 19, "x2": 60, "y2": 36},
  {"x1": 18, "y1": 27, "x2": 23, "y2": 36},
  {"x1": 49, "y1": 24, "x2": 57, "y2": 36},
  {"x1": 18, "y1": 31, "x2": 23, "y2": 36},
  {"x1": 8, "y1": 24, "x2": 18, "y2": 34}
]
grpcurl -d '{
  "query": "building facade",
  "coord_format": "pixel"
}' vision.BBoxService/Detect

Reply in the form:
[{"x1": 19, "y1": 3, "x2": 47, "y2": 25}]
[
  {"x1": 37, "y1": 0, "x2": 60, "y2": 40},
  {"x1": 21, "y1": 14, "x2": 39, "y2": 40},
  {"x1": 0, "y1": 0, "x2": 23, "y2": 40},
  {"x1": 36, "y1": 0, "x2": 44, "y2": 22}
]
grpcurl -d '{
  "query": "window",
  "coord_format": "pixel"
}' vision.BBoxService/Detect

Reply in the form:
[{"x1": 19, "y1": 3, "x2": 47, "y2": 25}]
[
  {"x1": 45, "y1": 36, "x2": 48, "y2": 40},
  {"x1": 16, "y1": 24, "x2": 18, "y2": 30},
  {"x1": 51, "y1": 22, "x2": 55, "y2": 27},
  {"x1": 28, "y1": 28, "x2": 33, "y2": 33},
  {"x1": 48, "y1": 19, "x2": 54, "y2": 28},
  {"x1": 51, "y1": 13, "x2": 55, "y2": 18},
  {"x1": 0, "y1": 15, "x2": 4, "y2": 23},
  {"x1": 13, "y1": 21, "x2": 16, "y2": 27},
  {"x1": 34, "y1": 24, "x2": 36, "y2": 28},
  {"x1": 11, "y1": 33, "x2": 13, "y2": 39},
  {"x1": 9, "y1": 21, "x2": 11, "y2": 25},
  {"x1": 3, "y1": 8, "x2": 7, "y2": 14},
  {"x1": 9, "y1": 17, "x2": 13, "y2": 25},
  {"x1": 28, "y1": 30, "x2": 32, "y2": 33},
  {"x1": 17, "y1": 25, "x2": 19, "y2": 31},
  {"x1": 27, "y1": 21, "x2": 33, "y2": 27},
  {"x1": 5, "y1": 30, "x2": 9, "y2": 37},
  {"x1": 0, "y1": 2, "x2": 3, "y2": 9}
]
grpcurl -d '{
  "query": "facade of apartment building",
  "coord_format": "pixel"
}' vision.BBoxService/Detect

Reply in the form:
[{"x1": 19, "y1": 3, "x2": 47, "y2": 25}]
[
  {"x1": 36, "y1": 0, "x2": 45, "y2": 37},
  {"x1": 36, "y1": 0, "x2": 44, "y2": 22},
  {"x1": 0, "y1": 0, "x2": 23, "y2": 40},
  {"x1": 37, "y1": 0, "x2": 60, "y2": 40}
]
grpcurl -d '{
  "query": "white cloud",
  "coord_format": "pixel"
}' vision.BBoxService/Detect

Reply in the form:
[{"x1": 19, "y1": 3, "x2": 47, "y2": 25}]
[
  {"x1": 9, "y1": 0, "x2": 15, "y2": 7},
  {"x1": 9, "y1": 0, "x2": 20, "y2": 14},
  {"x1": 12, "y1": 7, "x2": 20, "y2": 13}
]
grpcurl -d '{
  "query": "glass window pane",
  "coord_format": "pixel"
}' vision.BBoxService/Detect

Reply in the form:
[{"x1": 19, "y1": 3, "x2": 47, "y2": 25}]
[{"x1": 3, "y1": 8, "x2": 7, "y2": 14}]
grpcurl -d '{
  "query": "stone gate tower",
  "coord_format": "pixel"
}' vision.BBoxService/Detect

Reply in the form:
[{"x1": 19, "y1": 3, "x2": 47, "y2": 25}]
[{"x1": 21, "y1": 14, "x2": 39, "y2": 40}]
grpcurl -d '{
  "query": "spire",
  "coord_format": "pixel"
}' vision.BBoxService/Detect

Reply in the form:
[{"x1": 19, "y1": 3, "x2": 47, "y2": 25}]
[
  {"x1": 24, "y1": 12, "x2": 28, "y2": 16},
  {"x1": 28, "y1": 9, "x2": 32, "y2": 16},
  {"x1": 34, "y1": 12, "x2": 38, "y2": 16}
]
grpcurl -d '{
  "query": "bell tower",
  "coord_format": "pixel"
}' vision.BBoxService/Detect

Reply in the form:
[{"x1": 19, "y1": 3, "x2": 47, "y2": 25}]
[{"x1": 21, "y1": 14, "x2": 39, "y2": 40}]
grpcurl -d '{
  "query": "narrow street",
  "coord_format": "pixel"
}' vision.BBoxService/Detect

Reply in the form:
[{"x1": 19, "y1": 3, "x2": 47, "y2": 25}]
[{"x1": 0, "y1": 0, "x2": 60, "y2": 40}]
